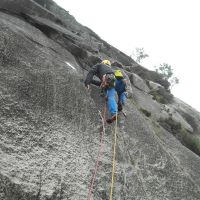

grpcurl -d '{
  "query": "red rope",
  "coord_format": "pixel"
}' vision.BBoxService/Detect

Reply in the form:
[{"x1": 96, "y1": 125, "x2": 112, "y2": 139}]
[{"x1": 87, "y1": 103, "x2": 106, "y2": 200}]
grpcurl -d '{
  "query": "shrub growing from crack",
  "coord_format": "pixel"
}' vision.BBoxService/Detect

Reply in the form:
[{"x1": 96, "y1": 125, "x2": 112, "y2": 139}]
[
  {"x1": 159, "y1": 117, "x2": 200, "y2": 156},
  {"x1": 149, "y1": 88, "x2": 174, "y2": 104},
  {"x1": 139, "y1": 108, "x2": 151, "y2": 117}
]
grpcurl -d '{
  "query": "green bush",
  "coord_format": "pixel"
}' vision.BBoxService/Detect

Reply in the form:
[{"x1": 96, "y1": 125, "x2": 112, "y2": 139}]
[
  {"x1": 139, "y1": 108, "x2": 151, "y2": 117},
  {"x1": 159, "y1": 117, "x2": 200, "y2": 156},
  {"x1": 149, "y1": 88, "x2": 173, "y2": 104},
  {"x1": 181, "y1": 132, "x2": 200, "y2": 156},
  {"x1": 158, "y1": 117, "x2": 181, "y2": 136},
  {"x1": 179, "y1": 111, "x2": 198, "y2": 132},
  {"x1": 125, "y1": 66, "x2": 131, "y2": 72}
]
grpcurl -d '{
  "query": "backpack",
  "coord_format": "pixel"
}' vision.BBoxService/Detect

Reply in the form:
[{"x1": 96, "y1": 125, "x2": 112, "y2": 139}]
[{"x1": 101, "y1": 74, "x2": 116, "y2": 88}]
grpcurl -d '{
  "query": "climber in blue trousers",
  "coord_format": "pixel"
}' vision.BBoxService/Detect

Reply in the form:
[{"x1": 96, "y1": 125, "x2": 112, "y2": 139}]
[
  {"x1": 104, "y1": 87, "x2": 117, "y2": 119},
  {"x1": 114, "y1": 70, "x2": 127, "y2": 112},
  {"x1": 84, "y1": 60, "x2": 117, "y2": 123}
]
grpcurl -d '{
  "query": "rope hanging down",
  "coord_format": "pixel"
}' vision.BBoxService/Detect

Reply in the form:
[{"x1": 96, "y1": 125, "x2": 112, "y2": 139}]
[
  {"x1": 109, "y1": 112, "x2": 118, "y2": 200},
  {"x1": 87, "y1": 103, "x2": 106, "y2": 200}
]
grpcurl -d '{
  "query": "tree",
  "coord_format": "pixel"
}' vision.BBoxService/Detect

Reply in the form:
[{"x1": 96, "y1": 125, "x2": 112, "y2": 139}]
[
  {"x1": 131, "y1": 47, "x2": 149, "y2": 63},
  {"x1": 154, "y1": 63, "x2": 173, "y2": 80},
  {"x1": 170, "y1": 77, "x2": 179, "y2": 89},
  {"x1": 154, "y1": 63, "x2": 179, "y2": 89}
]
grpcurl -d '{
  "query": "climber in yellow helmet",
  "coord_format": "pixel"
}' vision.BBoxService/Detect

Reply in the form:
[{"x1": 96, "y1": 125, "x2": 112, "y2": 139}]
[
  {"x1": 101, "y1": 59, "x2": 111, "y2": 66},
  {"x1": 114, "y1": 69, "x2": 127, "y2": 112},
  {"x1": 84, "y1": 59, "x2": 117, "y2": 123}
]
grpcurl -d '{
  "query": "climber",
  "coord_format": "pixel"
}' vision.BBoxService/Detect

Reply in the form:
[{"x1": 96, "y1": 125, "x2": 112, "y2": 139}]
[
  {"x1": 84, "y1": 60, "x2": 117, "y2": 123},
  {"x1": 114, "y1": 69, "x2": 127, "y2": 112}
]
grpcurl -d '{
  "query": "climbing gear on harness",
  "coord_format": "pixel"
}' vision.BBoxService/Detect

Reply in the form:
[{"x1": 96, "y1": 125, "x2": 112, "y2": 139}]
[
  {"x1": 101, "y1": 59, "x2": 111, "y2": 66},
  {"x1": 106, "y1": 74, "x2": 116, "y2": 88},
  {"x1": 109, "y1": 112, "x2": 118, "y2": 200},
  {"x1": 87, "y1": 104, "x2": 106, "y2": 200},
  {"x1": 114, "y1": 70, "x2": 123, "y2": 77},
  {"x1": 101, "y1": 74, "x2": 116, "y2": 88}
]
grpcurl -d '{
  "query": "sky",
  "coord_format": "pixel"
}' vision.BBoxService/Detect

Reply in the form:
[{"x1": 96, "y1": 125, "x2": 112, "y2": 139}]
[{"x1": 54, "y1": 0, "x2": 200, "y2": 112}]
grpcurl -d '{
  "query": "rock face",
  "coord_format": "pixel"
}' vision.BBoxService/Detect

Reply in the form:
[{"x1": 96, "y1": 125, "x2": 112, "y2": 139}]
[{"x1": 0, "y1": 1, "x2": 200, "y2": 199}]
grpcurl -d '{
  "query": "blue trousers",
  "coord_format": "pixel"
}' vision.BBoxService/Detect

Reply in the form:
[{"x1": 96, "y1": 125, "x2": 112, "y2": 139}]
[
  {"x1": 105, "y1": 87, "x2": 117, "y2": 116},
  {"x1": 118, "y1": 92, "x2": 126, "y2": 105},
  {"x1": 115, "y1": 78, "x2": 126, "y2": 105}
]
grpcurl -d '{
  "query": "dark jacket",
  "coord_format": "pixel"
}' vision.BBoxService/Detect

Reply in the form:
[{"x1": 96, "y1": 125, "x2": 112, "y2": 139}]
[{"x1": 84, "y1": 63, "x2": 114, "y2": 86}]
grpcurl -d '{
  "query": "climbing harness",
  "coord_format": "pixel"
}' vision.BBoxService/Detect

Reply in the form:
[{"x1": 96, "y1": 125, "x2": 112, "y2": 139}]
[
  {"x1": 87, "y1": 103, "x2": 106, "y2": 200},
  {"x1": 100, "y1": 74, "x2": 116, "y2": 88},
  {"x1": 109, "y1": 112, "x2": 118, "y2": 200}
]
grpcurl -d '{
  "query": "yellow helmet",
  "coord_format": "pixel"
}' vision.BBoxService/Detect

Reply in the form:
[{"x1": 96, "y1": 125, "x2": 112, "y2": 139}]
[
  {"x1": 101, "y1": 59, "x2": 111, "y2": 66},
  {"x1": 114, "y1": 70, "x2": 123, "y2": 77}
]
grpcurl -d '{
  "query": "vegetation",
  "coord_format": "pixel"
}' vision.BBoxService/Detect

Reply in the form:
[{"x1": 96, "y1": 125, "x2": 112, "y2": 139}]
[
  {"x1": 149, "y1": 88, "x2": 174, "y2": 104},
  {"x1": 159, "y1": 117, "x2": 200, "y2": 156},
  {"x1": 154, "y1": 63, "x2": 179, "y2": 89},
  {"x1": 159, "y1": 117, "x2": 182, "y2": 135},
  {"x1": 130, "y1": 48, "x2": 179, "y2": 90},
  {"x1": 179, "y1": 111, "x2": 198, "y2": 132},
  {"x1": 139, "y1": 108, "x2": 151, "y2": 117},
  {"x1": 129, "y1": 65, "x2": 170, "y2": 89},
  {"x1": 124, "y1": 66, "x2": 131, "y2": 72},
  {"x1": 131, "y1": 47, "x2": 149, "y2": 63}
]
